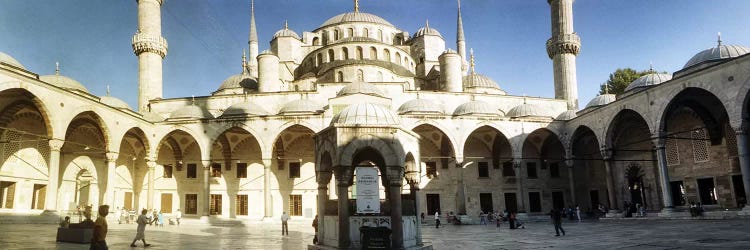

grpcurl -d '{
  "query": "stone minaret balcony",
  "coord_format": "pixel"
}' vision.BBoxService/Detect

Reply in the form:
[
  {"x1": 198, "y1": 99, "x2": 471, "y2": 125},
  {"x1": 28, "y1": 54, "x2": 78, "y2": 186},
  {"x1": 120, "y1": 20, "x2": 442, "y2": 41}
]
[
  {"x1": 131, "y1": 33, "x2": 168, "y2": 58},
  {"x1": 546, "y1": 33, "x2": 580, "y2": 59}
]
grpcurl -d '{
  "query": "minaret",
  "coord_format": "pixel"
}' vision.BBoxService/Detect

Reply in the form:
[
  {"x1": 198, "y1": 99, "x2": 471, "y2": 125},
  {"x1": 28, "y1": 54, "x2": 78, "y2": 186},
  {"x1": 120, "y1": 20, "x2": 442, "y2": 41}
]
[
  {"x1": 547, "y1": 0, "x2": 581, "y2": 110},
  {"x1": 132, "y1": 0, "x2": 168, "y2": 112},
  {"x1": 247, "y1": 0, "x2": 259, "y2": 78},
  {"x1": 456, "y1": 0, "x2": 468, "y2": 75}
]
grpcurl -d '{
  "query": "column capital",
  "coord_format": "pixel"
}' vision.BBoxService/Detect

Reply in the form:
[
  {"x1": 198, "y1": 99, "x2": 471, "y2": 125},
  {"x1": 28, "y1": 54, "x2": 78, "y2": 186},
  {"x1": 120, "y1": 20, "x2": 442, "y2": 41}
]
[
  {"x1": 105, "y1": 152, "x2": 119, "y2": 162},
  {"x1": 600, "y1": 147, "x2": 613, "y2": 160},
  {"x1": 146, "y1": 160, "x2": 157, "y2": 169},
  {"x1": 513, "y1": 159, "x2": 522, "y2": 168},
  {"x1": 48, "y1": 139, "x2": 64, "y2": 151},
  {"x1": 316, "y1": 170, "x2": 332, "y2": 185},
  {"x1": 386, "y1": 166, "x2": 404, "y2": 187},
  {"x1": 334, "y1": 167, "x2": 353, "y2": 186},
  {"x1": 200, "y1": 160, "x2": 212, "y2": 169}
]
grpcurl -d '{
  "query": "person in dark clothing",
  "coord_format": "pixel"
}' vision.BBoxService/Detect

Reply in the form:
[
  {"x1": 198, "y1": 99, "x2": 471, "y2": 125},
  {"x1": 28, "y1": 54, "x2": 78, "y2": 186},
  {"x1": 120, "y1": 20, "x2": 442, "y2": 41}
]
[
  {"x1": 551, "y1": 209, "x2": 565, "y2": 236},
  {"x1": 509, "y1": 212, "x2": 516, "y2": 229}
]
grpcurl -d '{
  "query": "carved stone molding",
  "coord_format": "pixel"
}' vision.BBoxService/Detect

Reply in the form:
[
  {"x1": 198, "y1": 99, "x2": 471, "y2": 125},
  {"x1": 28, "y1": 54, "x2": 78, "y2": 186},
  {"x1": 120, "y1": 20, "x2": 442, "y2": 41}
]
[
  {"x1": 546, "y1": 33, "x2": 581, "y2": 58},
  {"x1": 132, "y1": 33, "x2": 168, "y2": 58}
]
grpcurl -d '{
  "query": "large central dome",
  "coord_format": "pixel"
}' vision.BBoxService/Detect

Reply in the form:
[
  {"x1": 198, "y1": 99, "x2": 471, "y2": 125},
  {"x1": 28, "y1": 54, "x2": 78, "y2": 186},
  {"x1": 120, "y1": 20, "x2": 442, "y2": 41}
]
[{"x1": 320, "y1": 12, "x2": 393, "y2": 28}]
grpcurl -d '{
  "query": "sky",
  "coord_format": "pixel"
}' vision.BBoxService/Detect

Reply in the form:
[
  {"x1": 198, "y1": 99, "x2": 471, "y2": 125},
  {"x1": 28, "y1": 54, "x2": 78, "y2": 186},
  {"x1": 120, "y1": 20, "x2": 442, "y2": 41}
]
[{"x1": 1, "y1": 0, "x2": 749, "y2": 110}]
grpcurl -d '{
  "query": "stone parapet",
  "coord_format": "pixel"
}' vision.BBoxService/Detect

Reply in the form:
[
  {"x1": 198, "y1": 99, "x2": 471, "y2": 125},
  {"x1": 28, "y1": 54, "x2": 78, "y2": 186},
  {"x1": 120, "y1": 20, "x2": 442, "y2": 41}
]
[
  {"x1": 132, "y1": 33, "x2": 168, "y2": 58},
  {"x1": 546, "y1": 33, "x2": 581, "y2": 58}
]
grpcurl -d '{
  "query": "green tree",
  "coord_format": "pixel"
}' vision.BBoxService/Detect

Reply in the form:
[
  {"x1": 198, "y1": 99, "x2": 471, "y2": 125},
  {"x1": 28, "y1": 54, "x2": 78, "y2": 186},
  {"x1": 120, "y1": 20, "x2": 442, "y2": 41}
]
[{"x1": 599, "y1": 68, "x2": 650, "y2": 95}]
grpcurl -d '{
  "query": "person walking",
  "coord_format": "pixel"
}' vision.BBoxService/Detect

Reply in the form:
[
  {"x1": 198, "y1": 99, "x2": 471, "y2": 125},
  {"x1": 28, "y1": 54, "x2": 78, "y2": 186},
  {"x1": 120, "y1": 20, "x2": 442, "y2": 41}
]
[
  {"x1": 434, "y1": 211, "x2": 441, "y2": 228},
  {"x1": 114, "y1": 207, "x2": 121, "y2": 225},
  {"x1": 157, "y1": 211, "x2": 164, "y2": 227},
  {"x1": 551, "y1": 209, "x2": 565, "y2": 236},
  {"x1": 575, "y1": 205, "x2": 581, "y2": 222},
  {"x1": 174, "y1": 209, "x2": 182, "y2": 226},
  {"x1": 281, "y1": 212, "x2": 290, "y2": 236},
  {"x1": 130, "y1": 209, "x2": 152, "y2": 247},
  {"x1": 90, "y1": 205, "x2": 109, "y2": 250},
  {"x1": 312, "y1": 215, "x2": 319, "y2": 244}
]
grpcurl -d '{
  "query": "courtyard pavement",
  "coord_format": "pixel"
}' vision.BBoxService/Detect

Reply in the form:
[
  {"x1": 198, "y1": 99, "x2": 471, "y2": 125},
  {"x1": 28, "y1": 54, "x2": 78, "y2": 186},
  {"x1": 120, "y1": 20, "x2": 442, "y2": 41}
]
[{"x1": 1, "y1": 218, "x2": 749, "y2": 249}]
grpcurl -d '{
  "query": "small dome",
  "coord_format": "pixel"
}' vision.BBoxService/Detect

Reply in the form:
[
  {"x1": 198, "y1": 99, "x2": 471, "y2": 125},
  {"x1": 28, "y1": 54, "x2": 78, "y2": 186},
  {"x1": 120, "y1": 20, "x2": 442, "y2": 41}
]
[
  {"x1": 453, "y1": 101, "x2": 499, "y2": 116},
  {"x1": 215, "y1": 72, "x2": 257, "y2": 94},
  {"x1": 397, "y1": 99, "x2": 444, "y2": 115},
  {"x1": 40, "y1": 74, "x2": 89, "y2": 93},
  {"x1": 585, "y1": 94, "x2": 616, "y2": 109},
  {"x1": 100, "y1": 96, "x2": 131, "y2": 110},
  {"x1": 320, "y1": 12, "x2": 394, "y2": 28},
  {"x1": 683, "y1": 44, "x2": 750, "y2": 69},
  {"x1": 273, "y1": 24, "x2": 301, "y2": 40},
  {"x1": 555, "y1": 110, "x2": 577, "y2": 121},
  {"x1": 463, "y1": 73, "x2": 502, "y2": 90},
  {"x1": 507, "y1": 103, "x2": 550, "y2": 118},
  {"x1": 279, "y1": 99, "x2": 324, "y2": 114},
  {"x1": 624, "y1": 73, "x2": 672, "y2": 92},
  {"x1": 169, "y1": 105, "x2": 213, "y2": 120},
  {"x1": 222, "y1": 101, "x2": 268, "y2": 117},
  {"x1": 0, "y1": 52, "x2": 25, "y2": 69},
  {"x1": 414, "y1": 24, "x2": 442, "y2": 38},
  {"x1": 336, "y1": 81, "x2": 386, "y2": 97},
  {"x1": 331, "y1": 103, "x2": 400, "y2": 126}
]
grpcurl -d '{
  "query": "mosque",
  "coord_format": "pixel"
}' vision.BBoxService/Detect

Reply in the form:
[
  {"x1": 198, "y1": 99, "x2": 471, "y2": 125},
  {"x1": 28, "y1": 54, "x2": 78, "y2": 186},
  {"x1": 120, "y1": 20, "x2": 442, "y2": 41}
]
[{"x1": 1, "y1": 0, "x2": 750, "y2": 248}]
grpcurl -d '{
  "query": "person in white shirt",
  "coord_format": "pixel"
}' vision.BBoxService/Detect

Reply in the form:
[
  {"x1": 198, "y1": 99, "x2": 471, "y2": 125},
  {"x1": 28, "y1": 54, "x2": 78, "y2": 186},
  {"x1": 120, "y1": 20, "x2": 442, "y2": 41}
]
[
  {"x1": 281, "y1": 212, "x2": 290, "y2": 235},
  {"x1": 174, "y1": 209, "x2": 182, "y2": 226},
  {"x1": 434, "y1": 211, "x2": 441, "y2": 228}
]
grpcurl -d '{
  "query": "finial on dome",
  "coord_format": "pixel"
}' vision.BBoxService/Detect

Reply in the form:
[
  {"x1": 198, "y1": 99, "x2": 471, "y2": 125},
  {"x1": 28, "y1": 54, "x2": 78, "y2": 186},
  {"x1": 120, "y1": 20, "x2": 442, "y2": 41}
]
[
  {"x1": 717, "y1": 32, "x2": 722, "y2": 47},
  {"x1": 106, "y1": 85, "x2": 110, "y2": 96},
  {"x1": 649, "y1": 61, "x2": 654, "y2": 73},
  {"x1": 604, "y1": 84, "x2": 609, "y2": 95},
  {"x1": 354, "y1": 0, "x2": 359, "y2": 13},
  {"x1": 284, "y1": 20, "x2": 288, "y2": 30},
  {"x1": 470, "y1": 48, "x2": 476, "y2": 74},
  {"x1": 426, "y1": 19, "x2": 429, "y2": 28},
  {"x1": 191, "y1": 95, "x2": 195, "y2": 105},
  {"x1": 55, "y1": 61, "x2": 60, "y2": 75}
]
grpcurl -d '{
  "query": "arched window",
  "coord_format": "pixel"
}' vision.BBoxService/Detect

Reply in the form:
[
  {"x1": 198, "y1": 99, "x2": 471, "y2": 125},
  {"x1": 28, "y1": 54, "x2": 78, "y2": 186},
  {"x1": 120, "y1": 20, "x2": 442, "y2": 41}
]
[
  {"x1": 384, "y1": 49, "x2": 391, "y2": 62},
  {"x1": 337, "y1": 71, "x2": 344, "y2": 82},
  {"x1": 348, "y1": 28, "x2": 354, "y2": 37},
  {"x1": 370, "y1": 47, "x2": 377, "y2": 60},
  {"x1": 312, "y1": 37, "x2": 320, "y2": 46},
  {"x1": 395, "y1": 52, "x2": 401, "y2": 65},
  {"x1": 363, "y1": 28, "x2": 369, "y2": 38},
  {"x1": 357, "y1": 69, "x2": 364, "y2": 81},
  {"x1": 378, "y1": 30, "x2": 383, "y2": 41},
  {"x1": 342, "y1": 47, "x2": 349, "y2": 60},
  {"x1": 328, "y1": 49, "x2": 334, "y2": 62},
  {"x1": 316, "y1": 53, "x2": 322, "y2": 67},
  {"x1": 356, "y1": 46, "x2": 363, "y2": 59},
  {"x1": 377, "y1": 71, "x2": 384, "y2": 82},
  {"x1": 334, "y1": 29, "x2": 340, "y2": 40}
]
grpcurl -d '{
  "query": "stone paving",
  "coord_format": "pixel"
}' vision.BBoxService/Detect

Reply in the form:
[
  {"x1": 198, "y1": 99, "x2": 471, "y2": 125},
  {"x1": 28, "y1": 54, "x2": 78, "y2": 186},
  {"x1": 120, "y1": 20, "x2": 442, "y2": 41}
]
[{"x1": 1, "y1": 218, "x2": 749, "y2": 249}]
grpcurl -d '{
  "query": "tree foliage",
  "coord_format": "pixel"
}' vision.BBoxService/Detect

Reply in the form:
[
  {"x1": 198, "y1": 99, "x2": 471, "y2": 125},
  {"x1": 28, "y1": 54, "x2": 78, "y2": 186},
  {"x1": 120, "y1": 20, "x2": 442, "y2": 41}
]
[{"x1": 599, "y1": 68, "x2": 650, "y2": 95}]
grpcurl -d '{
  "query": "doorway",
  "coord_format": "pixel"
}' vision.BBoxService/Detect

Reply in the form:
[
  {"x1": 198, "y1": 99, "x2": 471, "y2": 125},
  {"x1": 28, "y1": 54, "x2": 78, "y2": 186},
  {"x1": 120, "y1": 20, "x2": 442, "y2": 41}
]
[
  {"x1": 426, "y1": 194, "x2": 440, "y2": 215},
  {"x1": 552, "y1": 191, "x2": 564, "y2": 210},
  {"x1": 589, "y1": 190, "x2": 600, "y2": 209},
  {"x1": 479, "y1": 193, "x2": 493, "y2": 213},
  {"x1": 32, "y1": 184, "x2": 46, "y2": 210},
  {"x1": 123, "y1": 192, "x2": 133, "y2": 211},
  {"x1": 0, "y1": 181, "x2": 16, "y2": 208},
  {"x1": 670, "y1": 181, "x2": 686, "y2": 206},
  {"x1": 210, "y1": 194, "x2": 222, "y2": 215},
  {"x1": 289, "y1": 194, "x2": 302, "y2": 216},
  {"x1": 504, "y1": 193, "x2": 518, "y2": 213},
  {"x1": 528, "y1": 192, "x2": 541, "y2": 213},
  {"x1": 697, "y1": 178, "x2": 717, "y2": 205},
  {"x1": 732, "y1": 175, "x2": 746, "y2": 208},
  {"x1": 160, "y1": 193, "x2": 173, "y2": 213}
]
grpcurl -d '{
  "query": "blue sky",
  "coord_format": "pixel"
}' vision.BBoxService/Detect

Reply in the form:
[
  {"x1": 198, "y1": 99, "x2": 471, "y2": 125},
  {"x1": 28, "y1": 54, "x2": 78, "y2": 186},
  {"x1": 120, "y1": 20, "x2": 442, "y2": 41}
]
[{"x1": 2, "y1": 0, "x2": 749, "y2": 110}]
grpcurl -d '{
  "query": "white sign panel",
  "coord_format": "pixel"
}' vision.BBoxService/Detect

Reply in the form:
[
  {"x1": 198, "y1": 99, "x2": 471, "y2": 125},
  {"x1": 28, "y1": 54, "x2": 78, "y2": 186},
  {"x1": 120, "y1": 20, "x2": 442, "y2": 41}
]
[{"x1": 356, "y1": 167, "x2": 380, "y2": 214}]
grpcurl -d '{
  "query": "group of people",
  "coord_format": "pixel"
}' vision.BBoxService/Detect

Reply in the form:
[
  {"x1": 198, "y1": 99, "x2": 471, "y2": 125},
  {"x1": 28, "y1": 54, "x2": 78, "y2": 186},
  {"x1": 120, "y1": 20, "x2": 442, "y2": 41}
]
[
  {"x1": 689, "y1": 202, "x2": 704, "y2": 217},
  {"x1": 113, "y1": 207, "x2": 182, "y2": 226},
  {"x1": 622, "y1": 201, "x2": 647, "y2": 217}
]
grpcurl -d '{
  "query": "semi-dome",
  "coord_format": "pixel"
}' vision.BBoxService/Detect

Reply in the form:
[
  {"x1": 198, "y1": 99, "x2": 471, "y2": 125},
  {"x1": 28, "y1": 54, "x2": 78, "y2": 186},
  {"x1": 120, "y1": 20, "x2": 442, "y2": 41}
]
[
  {"x1": 215, "y1": 72, "x2": 257, "y2": 94},
  {"x1": 585, "y1": 94, "x2": 616, "y2": 109},
  {"x1": 279, "y1": 99, "x2": 324, "y2": 114},
  {"x1": 320, "y1": 12, "x2": 394, "y2": 28},
  {"x1": 507, "y1": 103, "x2": 550, "y2": 118},
  {"x1": 453, "y1": 100, "x2": 499, "y2": 116},
  {"x1": 100, "y1": 96, "x2": 131, "y2": 110},
  {"x1": 331, "y1": 103, "x2": 399, "y2": 126},
  {"x1": 397, "y1": 99, "x2": 444, "y2": 115},
  {"x1": 0, "y1": 52, "x2": 25, "y2": 69},
  {"x1": 221, "y1": 101, "x2": 268, "y2": 117},
  {"x1": 555, "y1": 110, "x2": 578, "y2": 121},
  {"x1": 624, "y1": 72, "x2": 672, "y2": 92},
  {"x1": 683, "y1": 44, "x2": 750, "y2": 69},
  {"x1": 169, "y1": 105, "x2": 213, "y2": 120},
  {"x1": 40, "y1": 74, "x2": 89, "y2": 93},
  {"x1": 336, "y1": 81, "x2": 386, "y2": 97}
]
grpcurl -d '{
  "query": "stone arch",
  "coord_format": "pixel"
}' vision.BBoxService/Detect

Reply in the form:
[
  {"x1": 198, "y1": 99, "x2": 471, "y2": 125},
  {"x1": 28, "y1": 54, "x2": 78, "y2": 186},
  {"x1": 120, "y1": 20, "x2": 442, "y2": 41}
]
[
  {"x1": 0, "y1": 88, "x2": 53, "y2": 139},
  {"x1": 63, "y1": 111, "x2": 110, "y2": 153},
  {"x1": 605, "y1": 109, "x2": 653, "y2": 152},
  {"x1": 153, "y1": 126, "x2": 206, "y2": 159},
  {"x1": 370, "y1": 47, "x2": 378, "y2": 60},
  {"x1": 328, "y1": 49, "x2": 335, "y2": 63},
  {"x1": 658, "y1": 87, "x2": 729, "y2": 145},
  {"x1": 458, "y1": 122, "x2": 516, "y2": 160},
  {"x1": 339, "y1": 135, "x2": 403, "y2": 167},
  {"x1": 342, "y1": 47, "x2": 349, "y2": 60},
  {"x1": 356, "y1": 46, "x2": 364, "y2": 60}
]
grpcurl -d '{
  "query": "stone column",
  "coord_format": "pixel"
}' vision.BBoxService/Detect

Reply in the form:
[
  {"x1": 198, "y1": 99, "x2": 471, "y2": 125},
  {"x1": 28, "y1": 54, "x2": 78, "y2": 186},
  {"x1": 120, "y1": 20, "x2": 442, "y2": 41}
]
[
  {"x1": 44, "y1": 139, "x2": 64, "y2": 213},
  {"x1": 407, "y1": 179, "x2": 422, "y2": 246},
  {"x1": 146, "y1": 159, "x2": 156, "y2": 210},
  {"x1": 105, "y1": 152, "x2": 119, "y2": 207},
  {"x1": 601, "y1": 149, "x2": 617, "y2": 211},
  {"x1": 202, "y1": 160, "x2": 211, "y2": 217},
  {"x1": 262, "y1": 158, "x2": 272, "y2": 218},
  {"x1": 387, "y1": 166, "x2": 404, "y2": 249},
  {"x1": 514, "y1": 159, "x2": 526, "y2": 212},
  {"x1": 334, "y1": 167, "x2": 353, "y2": 249},
  {"x1": 736, "y1": 130, "x2": 750, "y2": 212},
  {"x1": 566, "y1": 160, "x2": 576, "y2": 205},
  {"x1": 454, "y1": 160, "x2": 467, "y2": 215},
  {"x1": 316, "y1": 171, "x2": 332, "y2": 245},
  {"x1": 654, "y1": 138, "x2": 674, "y2": 211}
]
